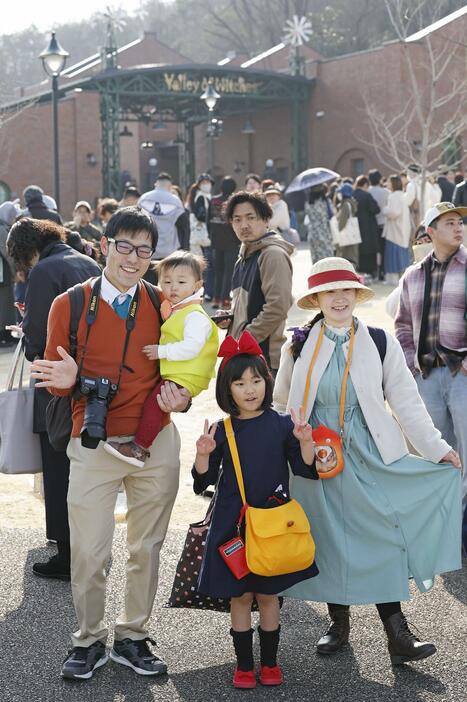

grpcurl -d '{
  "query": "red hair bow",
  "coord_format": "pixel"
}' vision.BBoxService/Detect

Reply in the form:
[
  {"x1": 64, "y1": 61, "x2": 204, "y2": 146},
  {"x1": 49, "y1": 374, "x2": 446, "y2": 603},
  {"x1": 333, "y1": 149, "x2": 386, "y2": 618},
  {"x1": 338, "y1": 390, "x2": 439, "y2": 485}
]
[{"x1": 218, "y1": 331, "x2": 263, "y2": 369}]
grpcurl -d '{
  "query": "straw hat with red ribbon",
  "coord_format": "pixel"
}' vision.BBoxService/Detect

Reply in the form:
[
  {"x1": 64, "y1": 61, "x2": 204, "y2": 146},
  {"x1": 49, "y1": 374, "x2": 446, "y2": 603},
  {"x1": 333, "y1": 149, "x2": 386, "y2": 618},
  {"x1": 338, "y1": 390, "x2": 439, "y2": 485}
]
[{"x1": 296, "y1": 257, "x2": 374, "y2": 310}]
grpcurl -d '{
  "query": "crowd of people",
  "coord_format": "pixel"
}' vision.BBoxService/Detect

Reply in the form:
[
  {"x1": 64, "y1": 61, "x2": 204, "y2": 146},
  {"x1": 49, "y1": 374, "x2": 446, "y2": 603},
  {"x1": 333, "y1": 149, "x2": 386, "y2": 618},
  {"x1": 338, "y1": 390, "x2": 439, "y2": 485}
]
[
  {"x1": 305, "y1": 164, "x2": 467, "y2": 285},
  {"x1": 2, "y1": 164, "x2": 467, "y2": 348},
  {"x1": 0, "y1": 162, "x2": 466, "y2": 688}
]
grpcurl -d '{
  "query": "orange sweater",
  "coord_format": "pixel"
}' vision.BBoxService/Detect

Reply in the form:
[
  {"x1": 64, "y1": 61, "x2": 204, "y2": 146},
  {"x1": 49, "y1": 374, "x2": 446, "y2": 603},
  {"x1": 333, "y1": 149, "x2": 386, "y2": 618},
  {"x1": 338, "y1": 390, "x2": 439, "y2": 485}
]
[{"x1": 45, "y1": 280, "x2": 170, "y2": 438}]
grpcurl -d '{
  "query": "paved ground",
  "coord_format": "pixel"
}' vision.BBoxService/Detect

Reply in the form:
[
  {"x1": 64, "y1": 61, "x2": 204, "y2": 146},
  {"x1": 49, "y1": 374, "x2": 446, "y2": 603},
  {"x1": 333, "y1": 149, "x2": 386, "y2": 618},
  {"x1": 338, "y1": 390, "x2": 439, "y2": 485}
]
[
  {"x1": 1, "y1": 245, "x2": 466, "y2": 700},
  {"x1": 0, "y1": 528, "x2": 465, "y2": 702}
]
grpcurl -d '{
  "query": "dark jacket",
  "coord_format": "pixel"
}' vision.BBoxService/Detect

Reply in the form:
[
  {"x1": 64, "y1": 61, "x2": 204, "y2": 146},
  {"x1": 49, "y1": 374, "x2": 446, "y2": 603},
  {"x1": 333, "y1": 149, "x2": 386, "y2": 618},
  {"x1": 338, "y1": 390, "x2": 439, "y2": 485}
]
[
  {"x1": 437, "y1": 176, "x2": 455, "y2": 202},
  {"x1": 65, "y1": 221, "x2": 102, "y2": 242},
  {"x1": 175, "y1": 208, "x2": 190, "y2": 250},
  {"x1": 25, "y1": 200, "x2": 63, "y2": 225},
  {"x1": 22, "y1": 240, "x2": 101, "y2": 432},
  {"x1": 210, "y1": 193, "x2": 239, "y2": 252},
  {"x1": 353, "y1": 188, "x2": 380, "y2": 256},
  {"x1": 453, "y1": 181, "x2": 467, "y2": 207}
]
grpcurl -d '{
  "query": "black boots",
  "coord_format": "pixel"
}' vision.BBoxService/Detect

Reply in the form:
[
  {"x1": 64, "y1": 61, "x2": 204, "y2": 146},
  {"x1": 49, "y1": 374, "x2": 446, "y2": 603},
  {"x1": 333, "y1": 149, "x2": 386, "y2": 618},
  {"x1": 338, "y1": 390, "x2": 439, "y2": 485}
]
[
  {"x1": 383, "y1": 612, "x2": 436, "y2": 665},
  {"x1": 32, "y1": 540, "x2": 71, "y2": 581},
  {"x1": 316, "y1": 605, "x2": 350, "y2": 654},
  {"x1": 316, "y1": 605, "x2": 436, "y2": 665}
]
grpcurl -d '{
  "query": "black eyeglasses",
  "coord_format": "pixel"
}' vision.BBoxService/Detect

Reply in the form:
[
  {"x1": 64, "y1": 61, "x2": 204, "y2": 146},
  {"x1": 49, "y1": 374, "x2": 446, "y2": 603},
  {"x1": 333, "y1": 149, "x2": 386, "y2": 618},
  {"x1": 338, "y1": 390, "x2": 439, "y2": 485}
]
[{"x1": 107, "y1": 238, "x2": 154, "y2": 259}]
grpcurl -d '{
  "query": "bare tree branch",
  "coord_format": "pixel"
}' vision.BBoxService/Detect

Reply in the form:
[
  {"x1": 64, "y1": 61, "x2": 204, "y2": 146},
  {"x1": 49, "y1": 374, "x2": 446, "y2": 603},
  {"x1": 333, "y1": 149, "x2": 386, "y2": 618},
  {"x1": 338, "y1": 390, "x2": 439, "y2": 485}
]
[{"x1": 359, "y1": 1, "x2": 467, "y2": 206}]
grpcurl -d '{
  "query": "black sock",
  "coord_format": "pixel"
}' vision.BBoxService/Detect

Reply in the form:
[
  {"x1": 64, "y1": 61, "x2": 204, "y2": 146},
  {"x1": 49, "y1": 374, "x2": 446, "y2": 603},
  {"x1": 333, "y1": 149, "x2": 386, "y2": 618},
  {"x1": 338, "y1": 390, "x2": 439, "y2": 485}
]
[
  {"x1": 258, "y1": 626, "x2": 280, "y2": 667},
  {"x1": 376, "y1": 602, "x2": 402, "y2": 623},
  {"x1": 230, "y1": 628, "x2": 254, "y2": 671}
]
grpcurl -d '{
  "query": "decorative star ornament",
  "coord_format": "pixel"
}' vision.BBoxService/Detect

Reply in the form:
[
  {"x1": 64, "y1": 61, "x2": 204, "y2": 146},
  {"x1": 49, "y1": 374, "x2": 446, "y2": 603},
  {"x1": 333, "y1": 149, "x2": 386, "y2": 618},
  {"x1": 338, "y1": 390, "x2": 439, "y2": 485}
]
[{"x1": 283, "y1": 15, "x2": 313, "y2": 47}]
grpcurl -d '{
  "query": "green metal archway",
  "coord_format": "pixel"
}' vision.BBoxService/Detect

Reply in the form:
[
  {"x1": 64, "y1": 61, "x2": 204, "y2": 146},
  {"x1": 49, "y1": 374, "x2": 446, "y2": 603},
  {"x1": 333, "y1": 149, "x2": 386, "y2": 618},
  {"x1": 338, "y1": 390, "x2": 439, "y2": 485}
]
[
  {"x1": 86, "y1": 64, "x2": 313, "y2": 195},
  {"x1": 2, "y1": 63, "x2": 313, "y2": 196}
]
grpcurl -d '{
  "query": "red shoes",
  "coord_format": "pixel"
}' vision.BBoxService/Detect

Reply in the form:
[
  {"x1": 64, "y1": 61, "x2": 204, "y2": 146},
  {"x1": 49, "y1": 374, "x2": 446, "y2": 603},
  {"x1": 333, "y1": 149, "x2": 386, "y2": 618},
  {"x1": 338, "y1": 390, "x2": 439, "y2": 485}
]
[
  {"x1": 232, "y1": 665, "x2": 284, "y2": 688},
  {"x1": 259, "y1": 664, "x2": 284, "y2": 686},
  {"x1": 233, "y1": 667, "x2": 256, "y2": 689}
]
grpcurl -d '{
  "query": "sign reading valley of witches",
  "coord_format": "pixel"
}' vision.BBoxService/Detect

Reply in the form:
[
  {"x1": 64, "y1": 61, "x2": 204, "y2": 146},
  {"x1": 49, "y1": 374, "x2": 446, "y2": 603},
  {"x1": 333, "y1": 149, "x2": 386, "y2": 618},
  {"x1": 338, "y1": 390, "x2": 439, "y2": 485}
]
[{"x1": 163, "y1": 73, "x2": 261, "y2": 95}]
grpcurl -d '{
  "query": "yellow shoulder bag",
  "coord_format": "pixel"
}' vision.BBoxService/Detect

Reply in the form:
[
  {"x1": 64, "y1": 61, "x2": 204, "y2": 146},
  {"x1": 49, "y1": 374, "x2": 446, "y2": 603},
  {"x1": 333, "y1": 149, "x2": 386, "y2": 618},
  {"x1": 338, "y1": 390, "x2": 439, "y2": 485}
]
[{"x1": 224, "y1": 416, "x2": 315, "y2": 577}]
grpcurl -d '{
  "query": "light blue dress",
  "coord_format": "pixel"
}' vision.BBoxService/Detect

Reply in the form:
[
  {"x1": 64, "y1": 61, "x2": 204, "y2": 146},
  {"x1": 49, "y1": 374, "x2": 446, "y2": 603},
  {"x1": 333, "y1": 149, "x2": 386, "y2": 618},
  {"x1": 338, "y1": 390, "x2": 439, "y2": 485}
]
[{"x1": 285, "y1": 325, "x2": 462, "y2": 605}]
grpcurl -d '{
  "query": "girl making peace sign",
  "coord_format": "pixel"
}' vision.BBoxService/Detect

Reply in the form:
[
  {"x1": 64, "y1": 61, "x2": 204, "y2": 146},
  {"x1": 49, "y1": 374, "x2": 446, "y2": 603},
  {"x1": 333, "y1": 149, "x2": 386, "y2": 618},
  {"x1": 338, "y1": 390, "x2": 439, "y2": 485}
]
[{"x1": 192, "y1": 332, "x2": 318, "y2": 689}]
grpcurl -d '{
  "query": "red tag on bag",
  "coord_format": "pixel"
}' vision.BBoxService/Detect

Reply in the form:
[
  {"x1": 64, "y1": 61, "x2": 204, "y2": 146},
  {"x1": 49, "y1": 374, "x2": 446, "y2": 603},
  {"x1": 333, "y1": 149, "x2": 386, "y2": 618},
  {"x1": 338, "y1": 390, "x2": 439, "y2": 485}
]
[{"x1": 218, "y1": 536, "x2": 251, "y2": 580}]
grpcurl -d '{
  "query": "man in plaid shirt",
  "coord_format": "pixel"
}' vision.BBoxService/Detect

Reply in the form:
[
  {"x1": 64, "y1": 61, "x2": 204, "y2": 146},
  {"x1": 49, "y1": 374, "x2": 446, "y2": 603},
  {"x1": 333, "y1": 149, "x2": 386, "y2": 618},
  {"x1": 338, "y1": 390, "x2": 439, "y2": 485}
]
[{"x1": 395, "y1": 202, "x2": 467, "y2": 551}]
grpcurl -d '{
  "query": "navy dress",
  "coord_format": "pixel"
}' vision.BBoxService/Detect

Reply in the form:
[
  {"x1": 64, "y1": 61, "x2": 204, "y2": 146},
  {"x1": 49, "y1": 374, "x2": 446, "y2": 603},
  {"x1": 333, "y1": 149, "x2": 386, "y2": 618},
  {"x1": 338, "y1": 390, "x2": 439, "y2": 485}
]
[{"x1": 192, "y1": 408, "x2": 319, "y2": 598}]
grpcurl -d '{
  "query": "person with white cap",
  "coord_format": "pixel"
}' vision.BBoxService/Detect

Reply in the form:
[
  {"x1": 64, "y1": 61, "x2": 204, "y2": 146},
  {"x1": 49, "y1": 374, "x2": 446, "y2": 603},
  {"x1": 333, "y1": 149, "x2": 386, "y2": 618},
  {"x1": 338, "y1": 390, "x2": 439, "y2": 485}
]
[
  {"x1": 263, "y1": 184, "x2": 290, "y2": 233},
  {"x1": 395, "y1": 201, "x2": 467, "y2": 554},
  {"x1": 273, "y1": 256, "x2": 461, "y2": 665},
  {"x1": 66, "y1": 200, "x2": 101, "y2": 242}
]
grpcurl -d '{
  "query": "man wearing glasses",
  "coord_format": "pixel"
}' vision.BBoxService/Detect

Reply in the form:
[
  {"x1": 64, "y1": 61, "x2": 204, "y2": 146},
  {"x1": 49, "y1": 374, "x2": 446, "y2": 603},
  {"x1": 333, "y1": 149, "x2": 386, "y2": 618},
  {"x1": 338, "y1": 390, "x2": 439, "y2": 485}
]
[{"x1": 31, "y1": 207, "x2": 190, "y2": 680}]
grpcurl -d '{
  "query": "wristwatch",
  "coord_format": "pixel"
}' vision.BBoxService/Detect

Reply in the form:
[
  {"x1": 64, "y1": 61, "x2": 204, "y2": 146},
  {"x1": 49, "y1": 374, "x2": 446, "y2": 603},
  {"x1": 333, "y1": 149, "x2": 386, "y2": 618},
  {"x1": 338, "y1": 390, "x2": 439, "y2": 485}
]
[{"x1": 181, "y1": 397, "x2": 192, "y2": 413}]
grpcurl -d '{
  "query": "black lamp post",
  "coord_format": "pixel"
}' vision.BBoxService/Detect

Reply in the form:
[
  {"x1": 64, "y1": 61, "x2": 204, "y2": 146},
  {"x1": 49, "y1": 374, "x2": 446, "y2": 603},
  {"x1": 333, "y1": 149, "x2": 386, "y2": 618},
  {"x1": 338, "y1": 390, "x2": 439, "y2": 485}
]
[{"x1": 39, "y1": 32, "x2": 69, "y2": 211}]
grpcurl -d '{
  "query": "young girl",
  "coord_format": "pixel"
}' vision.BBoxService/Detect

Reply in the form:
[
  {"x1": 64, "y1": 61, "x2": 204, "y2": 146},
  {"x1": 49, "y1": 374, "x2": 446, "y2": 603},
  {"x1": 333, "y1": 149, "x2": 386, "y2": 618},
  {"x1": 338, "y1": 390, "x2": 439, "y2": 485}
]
[
  {"x1": 104, "y1": 251, "x2": 218, "y2": 467},
  {"x1": 274, "y1": 256, "x2": 462, "y2": 665},
  {"x1": 193, "y1": 331, "x2": 318, "y2": 689}
]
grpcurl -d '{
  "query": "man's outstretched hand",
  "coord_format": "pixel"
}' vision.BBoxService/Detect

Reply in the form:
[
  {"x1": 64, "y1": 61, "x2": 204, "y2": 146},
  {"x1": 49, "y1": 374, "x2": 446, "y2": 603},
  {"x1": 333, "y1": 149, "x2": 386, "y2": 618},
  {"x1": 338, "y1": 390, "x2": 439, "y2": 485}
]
[{"x1": 31, "y1": 346, "x2": 78, "y2": 389}]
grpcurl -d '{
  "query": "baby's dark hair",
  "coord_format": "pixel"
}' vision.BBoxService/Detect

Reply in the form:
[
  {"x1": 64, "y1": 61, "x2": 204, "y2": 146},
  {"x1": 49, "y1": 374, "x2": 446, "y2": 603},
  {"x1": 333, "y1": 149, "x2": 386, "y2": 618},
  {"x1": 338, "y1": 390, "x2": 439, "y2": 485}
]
[
  {"x1": 156, "y1": 250, "x2": 206, "y2": 279},
  {"x1": 216, "y1": 354, "x2": 273, "y2": 416}
]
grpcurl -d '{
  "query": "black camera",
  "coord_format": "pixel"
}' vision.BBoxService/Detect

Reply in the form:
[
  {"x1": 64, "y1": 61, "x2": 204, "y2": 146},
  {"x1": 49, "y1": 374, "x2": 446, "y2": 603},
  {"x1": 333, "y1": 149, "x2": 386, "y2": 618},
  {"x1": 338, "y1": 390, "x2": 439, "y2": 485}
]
[{"x1": 73, "y1": 376, "x2": 118, "y2": 449}]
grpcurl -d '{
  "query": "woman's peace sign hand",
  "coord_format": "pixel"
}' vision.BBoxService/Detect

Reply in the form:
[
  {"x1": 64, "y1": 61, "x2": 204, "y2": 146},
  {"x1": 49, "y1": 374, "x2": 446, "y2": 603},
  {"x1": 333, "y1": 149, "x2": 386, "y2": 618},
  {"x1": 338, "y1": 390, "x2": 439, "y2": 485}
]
[
  {"x1": 290, "y1": 406, "x2": 314, "y2": 443},
  {"x1": 196, "y1": 419, "x2": 218, "y2": 456}
]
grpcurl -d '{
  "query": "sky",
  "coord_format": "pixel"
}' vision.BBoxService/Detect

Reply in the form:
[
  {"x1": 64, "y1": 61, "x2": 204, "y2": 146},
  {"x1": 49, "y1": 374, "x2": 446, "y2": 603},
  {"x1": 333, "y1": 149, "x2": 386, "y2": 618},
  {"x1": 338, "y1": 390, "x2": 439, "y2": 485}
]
[{"x1": 3, "y1": 1, "x2": 142, "y2": 35}]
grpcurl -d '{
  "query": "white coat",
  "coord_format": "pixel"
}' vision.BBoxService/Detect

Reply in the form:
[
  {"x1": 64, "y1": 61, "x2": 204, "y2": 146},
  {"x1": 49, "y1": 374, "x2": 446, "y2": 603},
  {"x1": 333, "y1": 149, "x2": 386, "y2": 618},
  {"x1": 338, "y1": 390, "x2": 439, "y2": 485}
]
[
  {"x1": 382, "y1": 190, "x2": 411, "y2": 248},
  {"x1": 273, "y1": 319, "x2": 450, "y2": 465},
  {"x1": 269, "y1": 199, "x2": 290, "y2": 232}
]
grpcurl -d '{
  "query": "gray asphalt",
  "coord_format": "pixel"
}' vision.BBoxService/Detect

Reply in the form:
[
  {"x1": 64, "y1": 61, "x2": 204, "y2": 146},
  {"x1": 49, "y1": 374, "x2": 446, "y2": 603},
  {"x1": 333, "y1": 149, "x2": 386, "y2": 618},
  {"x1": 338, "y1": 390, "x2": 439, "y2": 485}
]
[{"x1": 1, "y1": 527, "x2": 465, "y2": 702}]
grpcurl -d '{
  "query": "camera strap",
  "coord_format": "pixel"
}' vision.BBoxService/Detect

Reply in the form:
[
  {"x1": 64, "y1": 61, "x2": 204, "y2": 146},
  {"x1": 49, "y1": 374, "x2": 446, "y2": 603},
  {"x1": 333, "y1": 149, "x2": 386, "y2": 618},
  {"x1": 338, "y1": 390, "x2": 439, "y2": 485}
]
[{"x1": 77, "y1": 276, "x2": 141, "y2": 390}]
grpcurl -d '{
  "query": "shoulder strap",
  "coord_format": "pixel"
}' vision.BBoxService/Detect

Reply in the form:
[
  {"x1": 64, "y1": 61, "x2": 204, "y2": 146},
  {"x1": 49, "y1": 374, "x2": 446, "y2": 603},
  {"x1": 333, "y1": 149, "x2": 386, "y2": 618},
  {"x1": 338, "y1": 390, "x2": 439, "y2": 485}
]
[
  {"x1": 367, "y1": 326, "x2": 387, "y2": 364},
  {"x1": 224, "y1": 416, "x2": 247, "y2": 506},
  {"x1": 141, "y1": 278, "x2": 163, "y2": 325},
  {"x1": 66, "y1": 283, "x2": 85, "y2": 360}
]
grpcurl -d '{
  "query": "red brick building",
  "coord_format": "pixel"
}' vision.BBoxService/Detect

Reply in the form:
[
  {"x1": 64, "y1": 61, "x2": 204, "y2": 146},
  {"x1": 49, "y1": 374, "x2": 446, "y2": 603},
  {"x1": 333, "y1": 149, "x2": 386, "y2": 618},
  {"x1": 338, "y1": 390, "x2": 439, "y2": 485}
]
[{"x1": 0, "y1": 7, "x2": 465, "y2": 218}]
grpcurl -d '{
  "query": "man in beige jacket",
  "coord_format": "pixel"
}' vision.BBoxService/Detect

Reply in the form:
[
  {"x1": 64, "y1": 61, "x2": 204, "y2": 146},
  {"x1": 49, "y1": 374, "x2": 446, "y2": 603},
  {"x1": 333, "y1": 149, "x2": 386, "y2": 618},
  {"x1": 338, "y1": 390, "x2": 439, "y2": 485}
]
[{"x1": 223, "y1": 191, "x2": 294, "y2": 375}]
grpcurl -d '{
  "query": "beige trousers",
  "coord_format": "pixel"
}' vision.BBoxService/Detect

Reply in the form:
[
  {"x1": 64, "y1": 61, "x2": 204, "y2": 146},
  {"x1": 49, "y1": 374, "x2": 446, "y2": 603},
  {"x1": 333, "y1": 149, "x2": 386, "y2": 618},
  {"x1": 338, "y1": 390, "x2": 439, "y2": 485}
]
[{"x1": 67, "y1": 422, "x2": 180, "y2": 647}]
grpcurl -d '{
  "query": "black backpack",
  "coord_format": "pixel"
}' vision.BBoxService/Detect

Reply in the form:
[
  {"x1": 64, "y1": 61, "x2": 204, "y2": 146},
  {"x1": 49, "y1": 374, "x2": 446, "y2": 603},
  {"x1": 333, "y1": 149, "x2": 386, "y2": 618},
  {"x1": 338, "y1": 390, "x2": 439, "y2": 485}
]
[{"x1": 45, "y1": 279, "x2": 162, "y2": 452}]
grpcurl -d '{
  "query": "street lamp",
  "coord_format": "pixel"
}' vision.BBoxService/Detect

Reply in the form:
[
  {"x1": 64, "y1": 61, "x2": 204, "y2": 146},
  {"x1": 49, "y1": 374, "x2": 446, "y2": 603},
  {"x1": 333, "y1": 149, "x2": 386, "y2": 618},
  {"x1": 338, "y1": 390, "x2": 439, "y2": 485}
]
[
  {"x1": 201, "y1": 81, "x2": 221, "y2": 172},
  {"x1": 39, "y1": 32, "x2": 69, "y2": 211},
  {"x1": 200, "y1": 81, "x2": 220, "y2": 111}
]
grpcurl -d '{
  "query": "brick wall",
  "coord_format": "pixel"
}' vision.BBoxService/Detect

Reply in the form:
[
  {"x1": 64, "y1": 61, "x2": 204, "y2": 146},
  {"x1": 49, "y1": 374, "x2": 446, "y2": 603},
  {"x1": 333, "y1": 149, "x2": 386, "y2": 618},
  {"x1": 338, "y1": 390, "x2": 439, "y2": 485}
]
[{"x1": 1, "y1": 22, "x2": 465, "y2": 216}]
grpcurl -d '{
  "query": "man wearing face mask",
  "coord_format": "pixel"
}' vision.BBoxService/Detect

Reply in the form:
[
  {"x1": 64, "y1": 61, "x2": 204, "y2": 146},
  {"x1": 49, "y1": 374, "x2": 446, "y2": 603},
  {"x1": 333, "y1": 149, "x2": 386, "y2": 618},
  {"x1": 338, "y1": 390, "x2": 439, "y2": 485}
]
[{"x1": 187, "y1": 173, "x2": 215, "y2": 299}]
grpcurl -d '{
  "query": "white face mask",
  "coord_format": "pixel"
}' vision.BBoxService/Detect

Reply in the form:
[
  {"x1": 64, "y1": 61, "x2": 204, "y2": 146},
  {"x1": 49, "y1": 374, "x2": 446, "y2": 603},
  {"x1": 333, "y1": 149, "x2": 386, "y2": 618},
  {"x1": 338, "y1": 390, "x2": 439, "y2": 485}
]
[{"x1": 199, "y1": 182, "x2": 212, "y2": 194}]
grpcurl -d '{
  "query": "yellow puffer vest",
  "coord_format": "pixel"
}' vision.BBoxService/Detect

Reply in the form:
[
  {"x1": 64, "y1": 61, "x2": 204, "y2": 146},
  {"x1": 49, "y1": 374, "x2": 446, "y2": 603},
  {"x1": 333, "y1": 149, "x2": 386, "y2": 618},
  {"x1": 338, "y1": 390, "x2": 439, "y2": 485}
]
[{"x1": 159, "y1": 303, "x2": 219, "y2": 396}]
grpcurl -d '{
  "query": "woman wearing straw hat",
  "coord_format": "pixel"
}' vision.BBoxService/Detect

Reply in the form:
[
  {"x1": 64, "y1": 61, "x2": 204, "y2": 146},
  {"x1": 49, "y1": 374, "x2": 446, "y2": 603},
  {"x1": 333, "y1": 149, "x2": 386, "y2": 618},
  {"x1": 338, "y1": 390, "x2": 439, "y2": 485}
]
[{"x1": 274, "y1": 257, "x2": 461, "y2": 665}]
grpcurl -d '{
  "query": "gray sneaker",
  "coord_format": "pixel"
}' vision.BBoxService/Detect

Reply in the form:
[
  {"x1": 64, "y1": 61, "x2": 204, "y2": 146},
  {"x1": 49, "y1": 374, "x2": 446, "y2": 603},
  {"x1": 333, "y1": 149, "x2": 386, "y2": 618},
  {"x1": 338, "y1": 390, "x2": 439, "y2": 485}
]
[
  {"x1": 110, "y1": 637, "x2": 168, "y2": 676},
  {"x1": 61, "y1": 641, "x2": 108, "y2": 680}
]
